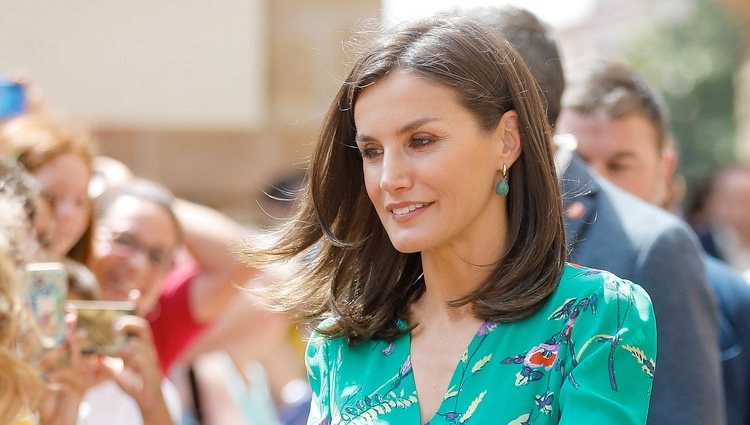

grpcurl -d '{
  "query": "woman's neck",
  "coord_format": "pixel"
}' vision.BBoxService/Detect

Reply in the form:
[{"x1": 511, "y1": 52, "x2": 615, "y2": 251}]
[
  {"x1": 412, "y1": 196, "x2": 508, "y2": 322},
  {"x1": 414, "y1": 241, "x2": 502, "y2": 323}
]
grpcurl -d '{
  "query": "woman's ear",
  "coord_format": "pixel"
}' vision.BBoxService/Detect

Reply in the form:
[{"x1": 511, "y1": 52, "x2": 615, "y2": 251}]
[{"x1": 496, "y1": 110, "x2": 522, "y2": 166}]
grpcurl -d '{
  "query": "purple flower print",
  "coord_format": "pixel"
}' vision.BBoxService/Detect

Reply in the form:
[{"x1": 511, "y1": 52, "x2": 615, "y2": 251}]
[
  {"x1": 391, "y1": 355, "x2": 413, "y2": 390},
  {"x1": 476, "y1": 320, "x2": 497, "y2": 336},
  {"x1": 535, "y1": 392, "x2": 555, "y2": 414},
  {"x1": 400, "y1": 355, "x2": 413, "y2": 378}
]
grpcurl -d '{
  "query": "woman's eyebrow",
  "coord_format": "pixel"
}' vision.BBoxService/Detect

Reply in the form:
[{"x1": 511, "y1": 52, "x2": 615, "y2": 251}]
[{"x1": 355, "y1": 117, "x2": 441, "y2": 143}]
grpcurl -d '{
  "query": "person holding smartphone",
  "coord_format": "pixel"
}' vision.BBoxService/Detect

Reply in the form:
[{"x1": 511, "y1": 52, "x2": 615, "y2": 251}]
[
  {"x1": 0, "y1": 114, "x2": 180, "y2": 423},
  {"x1": 0, "y1": 158, "x2": 88, "y2": 425}
]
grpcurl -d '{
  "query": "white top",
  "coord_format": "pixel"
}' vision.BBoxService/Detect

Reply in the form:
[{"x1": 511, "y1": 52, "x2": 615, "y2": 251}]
[
  {"x1": 553, "y1": 133, "x2": 577, "y2": 179},
  {"x1": 78, "y1": 379, "x2": 182, "y2": 425}
]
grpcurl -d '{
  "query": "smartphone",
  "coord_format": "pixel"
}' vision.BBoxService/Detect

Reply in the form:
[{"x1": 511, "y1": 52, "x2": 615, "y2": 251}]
[
  {"x1": 25, "y1": 262, "x2": 68, "y2": 349},
  {"x1": 70, "y1": 300, "x2": 136, "y2": 356},
  {"x1": 0, "y1": 77, "x2": 25, "y2": 118}
]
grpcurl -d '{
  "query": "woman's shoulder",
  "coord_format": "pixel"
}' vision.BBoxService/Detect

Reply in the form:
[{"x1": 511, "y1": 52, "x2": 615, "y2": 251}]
[
  {"x1": 541, "y1": 263, "x2": 655, "y2": 326},
  {"x1": 305, "y1": 317, "x2": 402, "y2": 375},
  {"x1": 307, "y1": 318, "x2": 343, "y2": 348},
  {"x1": 555, "y1": 262, "x2": 652, "y2": 305},
  {"x1": 306, "y1": 318, "x2": 375, "y2": 356}
]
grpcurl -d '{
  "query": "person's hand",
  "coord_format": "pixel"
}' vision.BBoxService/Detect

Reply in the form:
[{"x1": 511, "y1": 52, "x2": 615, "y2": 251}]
[
  {"x1": 98, "y1": 315, "x2": 173, "y2": 424},
  {"x1": 38, "y1": 314, "x2": 95, "y2": 425}
]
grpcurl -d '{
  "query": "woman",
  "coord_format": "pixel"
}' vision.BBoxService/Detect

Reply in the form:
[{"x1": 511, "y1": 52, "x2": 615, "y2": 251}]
[
  {"x1": 0, "y1": 160, "x2": 44, "y2": 424},
  {"x1": 0, "y1": 113, "x2": 94, "y2": 260},
  {"x1": 0, "y1": 159, "x2": 87, "y2": 425},
  {"x1": 248, "y1": 15, "x2": 656, "y2": 425}
]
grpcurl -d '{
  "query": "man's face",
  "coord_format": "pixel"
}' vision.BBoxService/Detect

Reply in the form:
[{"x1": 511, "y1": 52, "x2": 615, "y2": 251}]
[
  {"x1": 87, "y1": 195, "x2": 179, "y2": 314},
  {"x1": 557, "y1": 110, "x2": 670, "y2": 205}
]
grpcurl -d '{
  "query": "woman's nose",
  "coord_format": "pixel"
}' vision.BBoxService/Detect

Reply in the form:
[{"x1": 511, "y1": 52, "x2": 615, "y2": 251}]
[
  {"x1": 379, "y1": 149, "x2": 413, "y2": 192},
  {"x1": 56, "y1": 198, "x2": 76, "y2": 220}
]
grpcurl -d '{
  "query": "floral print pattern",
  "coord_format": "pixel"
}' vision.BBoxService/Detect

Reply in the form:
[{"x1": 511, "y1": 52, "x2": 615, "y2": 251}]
[{"x1": 306, "y1": 263, "x2": 657, "y2": 425}]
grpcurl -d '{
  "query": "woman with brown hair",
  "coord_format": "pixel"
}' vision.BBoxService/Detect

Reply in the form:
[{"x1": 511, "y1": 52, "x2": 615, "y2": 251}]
[
  {"x1": 0, "y1": 113, "x2": 94, "y2": 261},
  {"x1": 248, "y1": 15, "x2": 656, "y2": 425}
]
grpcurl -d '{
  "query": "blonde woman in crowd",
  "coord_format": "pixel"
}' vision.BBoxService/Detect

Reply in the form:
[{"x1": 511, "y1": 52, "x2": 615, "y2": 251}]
[
  {"x1": 0, "y1": 160, "x2": 43, "y2": 424},
  {"x1": 0, "y1": 159, "x2": 88, "y2": 425}
]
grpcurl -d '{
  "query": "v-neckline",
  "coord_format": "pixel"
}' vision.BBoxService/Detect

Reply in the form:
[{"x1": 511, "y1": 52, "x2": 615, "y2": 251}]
[{"x1": 399, "y1": 319, "x2": 496, "y2": 425}]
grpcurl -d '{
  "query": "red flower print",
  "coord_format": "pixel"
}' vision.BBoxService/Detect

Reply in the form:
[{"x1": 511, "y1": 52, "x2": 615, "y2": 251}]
[{"x1": 524, "y1": 343, "x2": 559, "y2": 370}]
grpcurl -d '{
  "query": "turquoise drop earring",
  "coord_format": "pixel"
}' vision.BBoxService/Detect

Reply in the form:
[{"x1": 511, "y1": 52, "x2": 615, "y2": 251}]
[{"x1": 495, "y1": 164, "x2": 509, "y2": 196}]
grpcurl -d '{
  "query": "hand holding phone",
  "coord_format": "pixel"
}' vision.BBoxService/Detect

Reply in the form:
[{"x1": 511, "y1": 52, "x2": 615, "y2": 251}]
[{"x1": 70, "y1": 300, "x2": 136, "y2": 356}]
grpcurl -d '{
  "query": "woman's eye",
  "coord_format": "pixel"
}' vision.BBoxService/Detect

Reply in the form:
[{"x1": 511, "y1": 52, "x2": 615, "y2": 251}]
[
  {"x1": 42, "y1": 192, "x2": 57, "y2": 208},
  {"x1": 358, "y1": 147, "x2": 382, "y2": 160},
  {"x1": 411, "y1": 136, "x2": 434, "y2": 148}
]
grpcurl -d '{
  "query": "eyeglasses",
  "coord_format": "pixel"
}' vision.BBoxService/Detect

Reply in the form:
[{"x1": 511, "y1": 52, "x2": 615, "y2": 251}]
[{"x1": 109, "y1": 230, "x2": 174, "y2": 270}]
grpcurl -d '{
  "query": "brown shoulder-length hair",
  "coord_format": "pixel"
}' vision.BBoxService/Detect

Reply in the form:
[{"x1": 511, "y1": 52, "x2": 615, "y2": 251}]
[{"x1": 247, "y1": 15, "x2": 566, "y2": 344}]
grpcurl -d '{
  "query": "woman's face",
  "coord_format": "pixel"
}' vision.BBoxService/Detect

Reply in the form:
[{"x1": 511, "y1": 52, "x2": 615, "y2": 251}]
[
  {"x1": 88, "y1": 195, "x2": 178, "y2": 315},
  {"x1": 32, "y1": 153, "x2": 91, "y2": 258},
  {"x1": 353, "y1": 71, "x2": 514, "y2": 255}
]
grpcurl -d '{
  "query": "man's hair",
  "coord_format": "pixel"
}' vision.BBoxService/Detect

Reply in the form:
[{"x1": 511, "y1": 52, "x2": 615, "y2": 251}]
[
  {"x1": 466, "y1": 6, "x2": 565, "y2": 127},
  {"x1": 562, "y1": 61, "x2": 671, "y2": 150}
]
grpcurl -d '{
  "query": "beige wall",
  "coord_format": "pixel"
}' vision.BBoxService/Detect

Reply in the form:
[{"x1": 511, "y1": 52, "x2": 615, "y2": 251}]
[
  {"x1": 0, "y1": 0, "x2": 268, "y2": 130},
  {"x1": 1, "y1": 0, "x2": 381, "y2": 224}
]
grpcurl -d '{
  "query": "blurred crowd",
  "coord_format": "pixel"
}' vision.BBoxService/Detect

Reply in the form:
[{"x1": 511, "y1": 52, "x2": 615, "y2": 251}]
[
  {"x1": 1, "y1": 4, "x2": 749, "y2": 425},
  {"x1": 0, "y1": 81, "x2": 310, "y2": 424}
]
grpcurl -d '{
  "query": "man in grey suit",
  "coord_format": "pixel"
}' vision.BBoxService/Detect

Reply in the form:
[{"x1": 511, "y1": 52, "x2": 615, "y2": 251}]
[
  {"x1": 559, "y1": 60, "x2": 750, "y2": 425},
  {"x1": 469, "y1": 7, "x2": 725, "y2": 424}
]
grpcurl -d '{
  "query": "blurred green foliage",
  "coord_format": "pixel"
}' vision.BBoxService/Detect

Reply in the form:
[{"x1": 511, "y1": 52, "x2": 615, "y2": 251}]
[{"x1": 625, "y1": 0, "x2": 741, "y2": 197}]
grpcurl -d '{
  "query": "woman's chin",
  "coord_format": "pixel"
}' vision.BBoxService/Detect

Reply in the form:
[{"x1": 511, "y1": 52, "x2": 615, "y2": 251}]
[
  {"x1": 51, "y1": 237, "x2": 78, "y2": 258},
  {"x1": 389, "y1": 237, "x2": 427, "y2": 254}
]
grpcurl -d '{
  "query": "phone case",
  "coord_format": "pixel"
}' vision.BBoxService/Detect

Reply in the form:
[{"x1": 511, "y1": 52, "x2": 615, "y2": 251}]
[
  {"x1": 25, "y1": 262, "x2": 68, "y2": 348},
  {"x1": 70, "y1": 300, "x2": 136, "y2": 355}
]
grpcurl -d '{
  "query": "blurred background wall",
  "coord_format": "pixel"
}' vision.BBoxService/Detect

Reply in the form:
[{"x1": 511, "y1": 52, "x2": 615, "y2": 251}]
[
  {"x1": 0, "y1": 0, "x2": 380, "y2": 224},
  {"x1": 0, "y1": 0, "x2": 746, "y2": 224}
]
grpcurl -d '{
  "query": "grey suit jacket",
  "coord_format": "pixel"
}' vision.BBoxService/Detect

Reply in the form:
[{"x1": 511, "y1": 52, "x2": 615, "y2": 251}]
[{"x1": 563, "y1": 157, "x2": 724, "y2": 425}]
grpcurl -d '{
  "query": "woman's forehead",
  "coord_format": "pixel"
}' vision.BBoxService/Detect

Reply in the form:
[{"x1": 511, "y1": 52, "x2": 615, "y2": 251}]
[{"x1": 98, "y1": 196, "x2": 179, "y2": 245}]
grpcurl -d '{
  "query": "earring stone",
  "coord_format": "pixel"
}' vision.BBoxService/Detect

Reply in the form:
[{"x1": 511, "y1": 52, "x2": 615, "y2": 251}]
[{"x1": 495, "y1": 178, "x2": 509, "y2": 196}]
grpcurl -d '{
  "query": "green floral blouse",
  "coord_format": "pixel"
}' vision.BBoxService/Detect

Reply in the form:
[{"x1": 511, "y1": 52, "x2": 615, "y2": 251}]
[{"x1": 305, "y1": 263, "x2": 657, "y2": 425}]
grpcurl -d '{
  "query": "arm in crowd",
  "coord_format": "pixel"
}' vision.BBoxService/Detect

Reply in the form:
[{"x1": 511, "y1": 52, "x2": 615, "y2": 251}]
[{"x1": 174, "y1": 199, "x2": 256, "y2": 324}]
